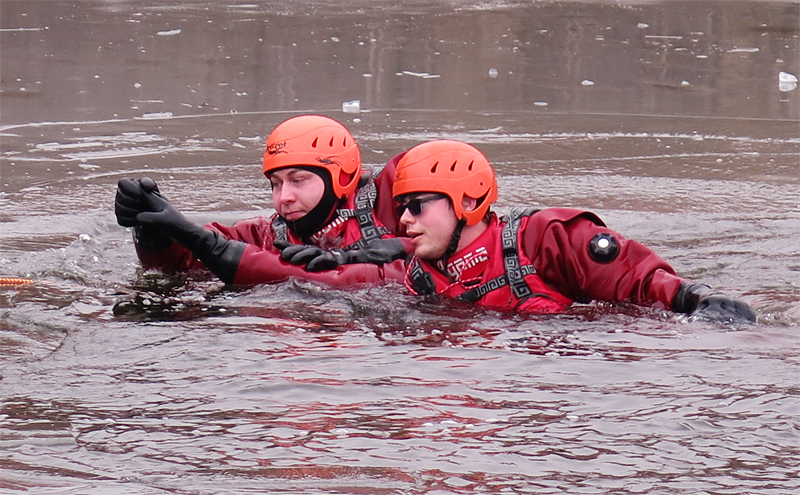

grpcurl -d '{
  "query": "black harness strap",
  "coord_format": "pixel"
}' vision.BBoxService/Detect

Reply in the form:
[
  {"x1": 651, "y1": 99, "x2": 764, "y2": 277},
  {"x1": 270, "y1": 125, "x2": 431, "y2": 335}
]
[
  {"x1": 502, "y1": 213, "x2": 532, "y2": 299},
  {"x1": 273, "y1": 215, "x2": 288, "y2": 242},
  {"x1": 457, "y1": 208, "x2": 540, "y2": 303},
  {"x1": 336, "y1": 179, "x2": 389, "y2": 250},
  {"x1": 457, "y1": 265, "x2": 537, "y2": 302},
  {"x1": 408, "y1": 258, "x2": 436, "y2": 295}
]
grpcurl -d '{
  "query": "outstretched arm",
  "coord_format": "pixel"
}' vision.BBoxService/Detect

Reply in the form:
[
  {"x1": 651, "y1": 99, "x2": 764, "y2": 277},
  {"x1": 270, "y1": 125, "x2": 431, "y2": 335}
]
[
  {"x1": 116, "y1": 177, "x2": 406, "y2": 286},
  {"x1": 523, "y1": 209, "x2": 755, "y2": 323},
  {"x1": 133, "y1": 180, "x2": 246, "y2": 283},
  {"x1": 275, "y1": 238, "x2": 409, "y2": 272},
  {"x1": 231, "y1": 244, "x2": 407, "y2": 286}
]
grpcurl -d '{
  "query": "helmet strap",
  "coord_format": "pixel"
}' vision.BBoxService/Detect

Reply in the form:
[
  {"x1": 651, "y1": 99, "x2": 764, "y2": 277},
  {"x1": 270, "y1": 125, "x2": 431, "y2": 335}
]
[{"x1": 438, "y1": 218, "x2": 467, "y2": 279}]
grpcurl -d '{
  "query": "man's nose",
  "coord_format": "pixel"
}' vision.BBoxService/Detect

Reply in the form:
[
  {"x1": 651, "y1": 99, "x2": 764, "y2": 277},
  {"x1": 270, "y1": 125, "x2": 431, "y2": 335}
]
[
  {"x1": 399, "y1": 209, "x2": 413, "y2": 225},
  {"x1": 279, "y1": 185, "x2": 297, "y2": 202}
]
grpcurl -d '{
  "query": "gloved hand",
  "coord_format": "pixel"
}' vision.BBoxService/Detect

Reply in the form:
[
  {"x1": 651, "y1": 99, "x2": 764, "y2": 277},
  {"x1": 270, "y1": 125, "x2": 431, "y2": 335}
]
[
  {"x1": 136, "y1": 181, "x2": 206, "y2": 249},
  {"x1": 115, "y1": 177, "x2": 159, "y2": 227},
  {"x1": 275, "y1": 238, "x2": 407, "y2": 272},
  {"x1": 673, "y1": 282, "x2": 756, "y2": 324},
  {"x1": 134, "y1": 181, "x2": 246, "y2": 284},
  {"x1": 115, "y1": 177, "x2": 172, "y2": 250}
]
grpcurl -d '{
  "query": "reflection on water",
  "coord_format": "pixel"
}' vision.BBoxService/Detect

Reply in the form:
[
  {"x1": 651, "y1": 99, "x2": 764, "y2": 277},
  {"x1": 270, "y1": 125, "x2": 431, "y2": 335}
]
[
  {"x1": 1, "y1": 1, "x2": 799, "y2": 494},
  {"x1": 1, "y1": 0, "x2": 797, "y2": 124}
]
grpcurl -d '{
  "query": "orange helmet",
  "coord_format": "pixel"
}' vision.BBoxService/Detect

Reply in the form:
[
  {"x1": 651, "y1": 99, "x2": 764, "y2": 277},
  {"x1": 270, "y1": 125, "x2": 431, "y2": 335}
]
[
  {"x1": 393, "y1": 140, "x2": 498, "y2": 225},
  {"x1": 263, "y1": 115, "x2": 361, "y2": 198}
]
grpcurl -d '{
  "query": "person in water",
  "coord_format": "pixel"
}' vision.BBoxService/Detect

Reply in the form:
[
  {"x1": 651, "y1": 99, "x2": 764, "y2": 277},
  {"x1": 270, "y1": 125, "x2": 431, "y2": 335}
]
[
  {"x1": 115, "y1": 115, "x2": 409, "y2": 286},
  {"x1": 283, "y1": 139, "x2": 756, "y2": 323}
]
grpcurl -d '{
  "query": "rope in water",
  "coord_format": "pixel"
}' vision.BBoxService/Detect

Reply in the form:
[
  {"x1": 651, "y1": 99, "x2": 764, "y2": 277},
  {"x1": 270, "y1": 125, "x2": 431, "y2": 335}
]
[{"x1": 0, "y1": 277, "x2": 34, "y2": 286}]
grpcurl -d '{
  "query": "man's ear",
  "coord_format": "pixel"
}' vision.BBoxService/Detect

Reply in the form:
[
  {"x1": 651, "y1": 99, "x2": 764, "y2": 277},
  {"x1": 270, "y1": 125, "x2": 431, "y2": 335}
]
[{"x1": 462, "y1": 196, "x2": 478, "y2": 213}]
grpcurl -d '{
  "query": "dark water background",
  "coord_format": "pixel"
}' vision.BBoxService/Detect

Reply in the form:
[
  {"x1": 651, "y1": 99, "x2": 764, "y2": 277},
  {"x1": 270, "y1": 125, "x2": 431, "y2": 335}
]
[{"x1": 1, "y1": 1, "x2": 798, "y2": 493}]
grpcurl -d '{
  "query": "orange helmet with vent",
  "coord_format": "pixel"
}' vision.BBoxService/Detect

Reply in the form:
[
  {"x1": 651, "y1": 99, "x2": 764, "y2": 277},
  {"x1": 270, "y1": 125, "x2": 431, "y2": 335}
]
[
  {"x1": 263, "y1": 115, "x2": 361, "y2": 198},
  {"x1": 393, "y1": 140, "x2": 498, "y2": 225}
]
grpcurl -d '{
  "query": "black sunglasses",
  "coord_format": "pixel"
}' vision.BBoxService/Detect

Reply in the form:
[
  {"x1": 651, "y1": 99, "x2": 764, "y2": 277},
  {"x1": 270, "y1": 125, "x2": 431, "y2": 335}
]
[{"x1": 396, "y1": 194, "x2": 447, "y2": 218}]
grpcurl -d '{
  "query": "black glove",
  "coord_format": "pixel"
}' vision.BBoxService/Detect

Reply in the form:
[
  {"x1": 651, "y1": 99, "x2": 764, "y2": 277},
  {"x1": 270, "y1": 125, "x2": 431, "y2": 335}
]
[
  {"x1": 115, "y1": 177, "x2": 172, "y2": 250},
  {"x1": 116, "y1": 177, "x2": 159, "y2": 227},
  {"x1": 136, "y1": 182, "x2": 207, "y2": 249},
  {"x1": 275, "y1": 238, "x2": 406, "y2": 272},
  {"x1": 135, "y1": 182, "x2": 246, "y2": 284},
  {"x1": 673, "y1": 282, "x2": 756, "y2": 324}
]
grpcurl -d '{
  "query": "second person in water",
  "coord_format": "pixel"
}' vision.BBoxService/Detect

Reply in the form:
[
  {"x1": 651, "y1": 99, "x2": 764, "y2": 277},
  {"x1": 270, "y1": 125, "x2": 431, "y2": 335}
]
[{"x1": 286, "y1": 139, "x2": 756, "y2": 323}]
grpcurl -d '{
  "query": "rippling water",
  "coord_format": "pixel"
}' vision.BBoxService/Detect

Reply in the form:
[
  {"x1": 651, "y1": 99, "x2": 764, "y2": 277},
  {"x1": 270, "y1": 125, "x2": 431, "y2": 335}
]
[{"x1": 1, "y1": 1, "x2": 799, "y2": 493}]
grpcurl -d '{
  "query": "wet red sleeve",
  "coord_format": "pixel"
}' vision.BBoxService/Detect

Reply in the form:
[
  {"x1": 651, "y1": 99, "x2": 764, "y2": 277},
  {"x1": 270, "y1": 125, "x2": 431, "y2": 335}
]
[
  {"x1": 135, "y1": 241, "x2": 201, "y2": 273},
  {"x1": 134, "y1": 214, "x2": 407, "y2": 287},
  {"x1": 134, "y1": 216, "x2": 274, "y2": 274},
  {"x1": 220, "y1": 214, "x2": 407, "y2": 286},
  {"x1": 232, "y1": 247, "x2": 407, "y2": 286},
  {"x1": 523, "y1": 210, "x2": 687, "y2": 309}
]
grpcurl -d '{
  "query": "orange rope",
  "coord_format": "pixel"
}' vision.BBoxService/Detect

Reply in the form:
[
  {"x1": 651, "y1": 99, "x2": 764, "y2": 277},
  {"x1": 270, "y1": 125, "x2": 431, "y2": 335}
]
[{"x1": 0, "y1": 277, "x2": 34, "y2": 286}]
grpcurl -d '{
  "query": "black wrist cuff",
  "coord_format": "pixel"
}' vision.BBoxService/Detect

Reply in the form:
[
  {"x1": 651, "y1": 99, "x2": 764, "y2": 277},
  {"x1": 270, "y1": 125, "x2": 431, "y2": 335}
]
[
  {"x1": 191, "y1": 230, "x2": 247, "y2": 284},
  {"x1": 672, "y1": 282, "x2": 713, "y2": 314}
]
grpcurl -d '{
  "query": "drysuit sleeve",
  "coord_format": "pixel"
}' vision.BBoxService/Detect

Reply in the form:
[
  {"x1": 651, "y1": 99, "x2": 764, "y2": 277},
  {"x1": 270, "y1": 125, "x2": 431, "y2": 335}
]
[
  {"x1": 133, "y1": 217, "x2": 269, "y2": 274},
  {"x1": 522, "y1": 208, "x2": 686, "y2": 309},
  {"x1": 133, "y1": 216, "x2": 407, "y2": 286},
  {"x1": 231, "y1": 246, "x2": 407, "y2": 286}
]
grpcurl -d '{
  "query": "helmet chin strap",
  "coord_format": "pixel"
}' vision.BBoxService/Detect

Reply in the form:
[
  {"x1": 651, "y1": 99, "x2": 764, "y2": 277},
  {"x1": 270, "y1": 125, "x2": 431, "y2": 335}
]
[{"x1": 438, "y1": 218, "x2": 467, "y2": 280}]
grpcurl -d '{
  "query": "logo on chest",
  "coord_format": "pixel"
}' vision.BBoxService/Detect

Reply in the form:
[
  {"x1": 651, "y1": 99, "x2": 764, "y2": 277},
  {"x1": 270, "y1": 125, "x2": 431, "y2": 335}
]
[{"x1": 446, "y1": 246, "x2": 490, "y2": 280}]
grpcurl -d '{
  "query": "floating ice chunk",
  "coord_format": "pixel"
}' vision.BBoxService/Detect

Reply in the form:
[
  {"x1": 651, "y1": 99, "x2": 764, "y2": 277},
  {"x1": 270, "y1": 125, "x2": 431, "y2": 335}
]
[
  {"x1": 779, "y1": 71, "x2": 798, "y2": 92},
  {"x1": 581, "y1": 79, "x2": 595, "y2": 86},
  {"x1": 141, "y1": 111, "x2": 174, "y2": 119},
  {"x1": 637, "y1": 23, "x2": 649, "y2": 29},
  {"x1": 488, "y1": 68, "x2": 498, "y2": 78},
  {"x1": 342, "y1": 99, "x2": 361, "y2": 113},
  {"x1": 134, "y1": 82, "x2": 141, "y2": 88},
  {"x1": 157, "y1": 29, "x2": 181, "y2": 36},
  {"x1": 400, "y1": 70, "x2": 440, "y2": 78},
  {"x1": 727, "y1": 46, "x2": 759, "y2": 53}
]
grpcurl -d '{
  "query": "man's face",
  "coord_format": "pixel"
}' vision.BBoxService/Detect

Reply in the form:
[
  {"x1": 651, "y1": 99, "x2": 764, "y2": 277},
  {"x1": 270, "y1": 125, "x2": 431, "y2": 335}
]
[
  {"x1": 397, "y1": 193, "x2": 458, "y2": 260},
  {"x1": 268, "y1": 167, "x2": 325, "y2": 221}
]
